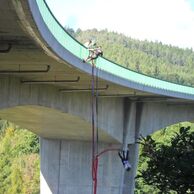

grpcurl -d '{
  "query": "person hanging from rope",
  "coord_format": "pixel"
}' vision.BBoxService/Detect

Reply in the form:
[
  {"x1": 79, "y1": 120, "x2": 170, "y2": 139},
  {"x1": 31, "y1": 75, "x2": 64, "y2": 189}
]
[
  {"x1": 83, "y1": 45, "x2": 103, "y2": 66},
  {"x1": 118, "y1": 150, "x2": 131, "y2": 171}
]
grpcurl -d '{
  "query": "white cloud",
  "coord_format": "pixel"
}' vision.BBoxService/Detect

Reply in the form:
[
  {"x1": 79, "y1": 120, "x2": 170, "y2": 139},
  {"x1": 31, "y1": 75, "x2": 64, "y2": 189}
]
[{"x1": 46, "y1": 0, "x2": 194, "y2": 49}]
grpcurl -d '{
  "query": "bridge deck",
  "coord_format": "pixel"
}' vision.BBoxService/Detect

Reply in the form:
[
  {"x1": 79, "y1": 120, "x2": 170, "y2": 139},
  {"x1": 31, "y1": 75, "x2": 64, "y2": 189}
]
[{"x1": 0, "y1": 0, "x2": 194, "y2": 101}]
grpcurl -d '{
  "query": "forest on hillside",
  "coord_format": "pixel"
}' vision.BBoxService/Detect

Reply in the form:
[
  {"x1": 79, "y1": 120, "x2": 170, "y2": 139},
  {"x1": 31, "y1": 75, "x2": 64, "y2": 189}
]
[
  {"x1": 68, "y1": 28, "x2": 194, "y2": 87},
  {"x1": 0, "y1": 121, "x2": 39, "y2": 194},
  {"x1": 1, "y1": 29, "x2": 194, "y2": 193},
  {"x1": 1, "y1": 120, "x2": 193, "y2": 193}
]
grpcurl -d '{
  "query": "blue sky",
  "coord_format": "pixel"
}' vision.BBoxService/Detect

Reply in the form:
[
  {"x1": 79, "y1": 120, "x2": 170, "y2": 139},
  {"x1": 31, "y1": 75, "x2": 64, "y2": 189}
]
[
  {"x1": 187, "y1": 0, "x2": 194, "y2": 10},
  {"x1": 46, "y1": 0, "x2": 194, "y2": 49}
]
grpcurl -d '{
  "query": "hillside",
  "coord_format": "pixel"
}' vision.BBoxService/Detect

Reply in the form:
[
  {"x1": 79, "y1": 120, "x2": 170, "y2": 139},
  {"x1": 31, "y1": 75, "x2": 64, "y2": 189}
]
[
  {"x1": 74, "y1": 28, "x2": 194, "y2": 86},
  {"x1": 1, "y1": 28, "x2": 194, "y2": 193},
  {"x1": 0, "y1": 120, "x2": 39, "y2": 194}
]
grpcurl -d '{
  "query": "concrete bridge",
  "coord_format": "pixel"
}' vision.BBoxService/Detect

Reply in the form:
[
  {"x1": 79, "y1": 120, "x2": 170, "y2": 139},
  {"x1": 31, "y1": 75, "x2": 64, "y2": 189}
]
[{"x1": 1, "y1": 0, "x2": 194, "y2": 193}]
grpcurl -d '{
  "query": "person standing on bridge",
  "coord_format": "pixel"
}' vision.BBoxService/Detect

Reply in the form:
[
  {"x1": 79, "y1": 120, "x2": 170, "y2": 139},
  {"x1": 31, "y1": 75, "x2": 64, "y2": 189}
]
[{"x1": 83, "y1": 45, "x2": 103, "y2": 66}]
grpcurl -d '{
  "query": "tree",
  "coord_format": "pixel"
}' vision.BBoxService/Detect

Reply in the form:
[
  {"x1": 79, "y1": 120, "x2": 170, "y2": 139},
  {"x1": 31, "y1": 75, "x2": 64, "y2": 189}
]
[
  {"x1": 137, "y1": 126, "x2": 194, "y2": 194},
  {"x1": 8, "y1": 168, "x2": 24, "y2": 194},
  {"x1": 64, "y1": 26, "x2": 75, "y2": 37},
  {"x1": 76, "y1": 29, "x2": 194, "y2": 87},
  {"x1": 0, "y1": 121, "x2": 40, "y2": 193}
]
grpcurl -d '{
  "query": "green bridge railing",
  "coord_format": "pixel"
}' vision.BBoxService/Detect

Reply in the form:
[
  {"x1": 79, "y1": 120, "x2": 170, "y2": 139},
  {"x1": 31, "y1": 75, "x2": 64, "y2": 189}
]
[{"x1": 36, "y1": 0, "x2": 194, "y2": 96}]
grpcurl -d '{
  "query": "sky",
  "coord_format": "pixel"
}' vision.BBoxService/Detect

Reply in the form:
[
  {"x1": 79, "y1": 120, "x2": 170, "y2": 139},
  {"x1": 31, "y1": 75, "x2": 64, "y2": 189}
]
[{"x1": 46, "y1": 0, "x2": 194, "y2": 49}]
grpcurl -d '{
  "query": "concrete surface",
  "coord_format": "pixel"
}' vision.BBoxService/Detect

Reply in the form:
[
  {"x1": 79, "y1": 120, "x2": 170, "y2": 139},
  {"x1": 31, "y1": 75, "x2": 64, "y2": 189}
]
[{"x1": 0, "y1": 0, "x2": 194, "y2": 193}]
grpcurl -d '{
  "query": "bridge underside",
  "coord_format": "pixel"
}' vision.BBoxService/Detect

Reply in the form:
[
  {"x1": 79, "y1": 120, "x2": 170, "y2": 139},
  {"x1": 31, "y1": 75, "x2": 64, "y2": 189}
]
[
  {"x1": 1, "y1": 1, "x2": 194, "y2": 194},
  {"x1": 0, "y1": 105, "x2": 118, "y2": 143},
  {"x1": 0, "y1": 0, "x2": 178, "y2": 100}
]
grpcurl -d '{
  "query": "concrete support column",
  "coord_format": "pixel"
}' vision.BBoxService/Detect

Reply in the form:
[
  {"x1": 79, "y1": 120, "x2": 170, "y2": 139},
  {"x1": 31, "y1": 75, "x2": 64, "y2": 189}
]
[
  {"x1": 122, "y1": 100, "x2": 137, "y2": 149},
  {"x1": 120, "y1": 143, "x2": 139, "y2": 194},
  {"x1": 121, "y1": 101, "x2": 142, "y2": 194},
  {"x1": 40, "y1": 138, "x2": 124, "y2": 194},
  {"x1": 128, "y1": 143, "x2": 139, "y2": 194}
]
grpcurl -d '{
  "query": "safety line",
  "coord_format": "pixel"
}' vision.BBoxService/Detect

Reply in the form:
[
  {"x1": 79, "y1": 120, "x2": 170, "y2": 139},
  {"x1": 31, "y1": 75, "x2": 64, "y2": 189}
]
[
  {"x1": 95, "y1": 67, "x2": 99, "y2": 155},
  {"x1": 91, "y1": 64, "x2": 96, "y2": 194},
  {"x1": 91, "y1": 64, "x2": 121, "y2": 194}
]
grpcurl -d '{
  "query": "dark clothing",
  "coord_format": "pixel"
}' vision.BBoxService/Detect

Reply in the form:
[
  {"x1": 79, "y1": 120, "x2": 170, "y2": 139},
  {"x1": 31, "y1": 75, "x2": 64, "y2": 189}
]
[
  {"x1": 118, "y1": 150, "x2": 131, "y2": 171},
  {"x1": 83, "y1": 47, "x2": 103, "y2": 65},
  {"x1": 89, "y1": 47, "x2": 103, "y2": 59}
]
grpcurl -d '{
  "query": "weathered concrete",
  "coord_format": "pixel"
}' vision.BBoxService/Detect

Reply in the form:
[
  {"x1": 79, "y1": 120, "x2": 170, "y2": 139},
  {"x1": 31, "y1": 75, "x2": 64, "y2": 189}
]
[
  {"x1": 1, "y1": 76, "x2": 194, "y2": 143},
  {"x1": 0, "y1": 76, "x2": 123, "y2": 143},
  {"x1": 122, "y1": 101, "x2": 137, "y2": 149},
  {"x1": 1, "y1": 76, "x2": 194, "y2": 193},
  {"x1": 120, "y1": 101, "x2": 142, "y2": 194},
  {"x1": 139, "y1": 102, "x2": 194, "y2": 137},
  {"x1": 0, "y1": 0, "x2": 194, "y2": 193},
  {"x1": 40, "y1": 138, "x2": 124, "y2": 194},
  {"x1": 38, "y1": 99, "x2": 194, "y2": 194}
]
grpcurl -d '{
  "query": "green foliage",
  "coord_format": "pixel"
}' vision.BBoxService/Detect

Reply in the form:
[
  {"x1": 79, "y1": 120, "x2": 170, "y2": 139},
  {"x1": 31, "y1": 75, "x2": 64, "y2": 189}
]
[
  {"x1": 8, "y1": 167, "x2": 24, "y2": 194},
  {"x1": 0, "y1": 120, "x2": 40, "y2": 194},
  {"x1": 20, "y1": 154, "x2": 40, "y2": 194},
  {"x1": 12, "y1": 129, "x2": 39, "y2": 156},
  {"x1": 137, "y1": 125, "x2": 194, "y2": 193},
  {"x1": 0, "y1": 120, "x2": 13, "y2": 135},
  {"x1": 1, "y1": 29, "x2": 194, "y2": 193},
  {"x1": 65, "y1": 26, "x2": 76, "y2": 37},
  {"x1": 75, "y1": 29, "x2": 194, "y2": 86}
]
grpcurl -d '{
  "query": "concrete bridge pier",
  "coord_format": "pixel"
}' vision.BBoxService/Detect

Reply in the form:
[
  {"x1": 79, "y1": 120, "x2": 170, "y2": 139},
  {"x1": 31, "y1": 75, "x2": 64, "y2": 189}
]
[
  {"x1": 40, "y1": 138, "x2": 128, "y2": 194},
  {"x1": 40, "y1": 100, "x2": 142, "y2": 194},
  {"x1": 121, "y1": 101, "x2": 142, "y2": 194},
  {"x1": 2, "y1": 0, "x2": 194, "y2": 193}
]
